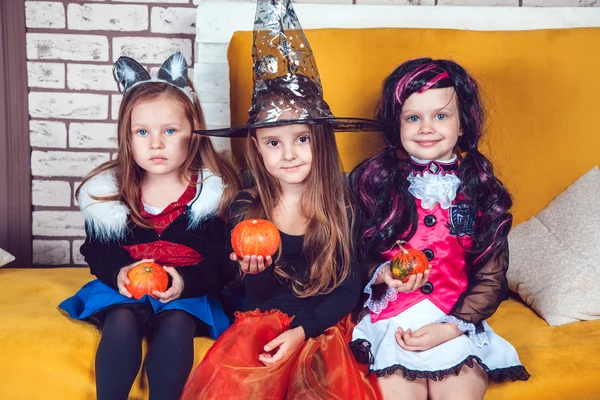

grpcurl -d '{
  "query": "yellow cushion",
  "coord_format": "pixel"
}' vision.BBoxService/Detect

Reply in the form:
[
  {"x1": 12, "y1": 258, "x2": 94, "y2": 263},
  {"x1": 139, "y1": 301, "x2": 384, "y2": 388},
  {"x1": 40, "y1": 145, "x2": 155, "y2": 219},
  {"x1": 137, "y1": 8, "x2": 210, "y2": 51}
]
[
  {"x1": 0, "y1": 268, "x2": 212, "y2": 400},
  {"x1": 2, "y1": 267, "x2": 599, "y2": 399},
  {"x1": 228, "y1": 27, "x2": 600, "y2": 225},
  {"x1": 486, "y1": 298, "x2": 600, "y2": 399}
]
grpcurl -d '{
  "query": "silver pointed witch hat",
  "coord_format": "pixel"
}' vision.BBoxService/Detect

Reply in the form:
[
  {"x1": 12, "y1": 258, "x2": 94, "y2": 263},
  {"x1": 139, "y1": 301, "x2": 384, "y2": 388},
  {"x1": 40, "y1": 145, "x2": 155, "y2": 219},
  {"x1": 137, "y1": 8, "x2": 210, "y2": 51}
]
[{"x1": 194, "y1": 0, "x2": 380, "y2": 137}]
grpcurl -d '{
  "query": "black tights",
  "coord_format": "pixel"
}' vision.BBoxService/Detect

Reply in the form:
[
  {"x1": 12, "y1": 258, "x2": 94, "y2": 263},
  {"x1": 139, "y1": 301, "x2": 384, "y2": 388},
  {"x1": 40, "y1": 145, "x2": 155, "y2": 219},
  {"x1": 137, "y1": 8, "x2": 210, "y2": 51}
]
[{"x1": 95, "y1": 307, "x2": 196, "y2": 400}]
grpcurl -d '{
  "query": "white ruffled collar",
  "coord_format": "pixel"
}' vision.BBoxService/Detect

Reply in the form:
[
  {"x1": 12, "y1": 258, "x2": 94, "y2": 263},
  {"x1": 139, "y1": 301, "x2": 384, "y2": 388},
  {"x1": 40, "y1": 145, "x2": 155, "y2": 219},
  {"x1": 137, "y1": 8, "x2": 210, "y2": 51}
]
[{"x1": 407, "y1": 155, "x2": 461, "y2": 210}]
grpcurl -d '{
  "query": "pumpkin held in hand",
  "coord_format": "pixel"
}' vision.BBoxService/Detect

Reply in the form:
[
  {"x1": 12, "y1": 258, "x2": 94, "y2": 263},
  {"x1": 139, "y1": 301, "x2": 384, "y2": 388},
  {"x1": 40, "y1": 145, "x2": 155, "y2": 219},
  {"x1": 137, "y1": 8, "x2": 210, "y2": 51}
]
[
  {"x1": 390, "y1": 241, "x2": 429, "y2": 283},
  {"x1": 126, "y1": 262, "x2": 168, "y2": 300},
  {"x1": 231, "y1": 219, "x2": 281, "y2": 258}
]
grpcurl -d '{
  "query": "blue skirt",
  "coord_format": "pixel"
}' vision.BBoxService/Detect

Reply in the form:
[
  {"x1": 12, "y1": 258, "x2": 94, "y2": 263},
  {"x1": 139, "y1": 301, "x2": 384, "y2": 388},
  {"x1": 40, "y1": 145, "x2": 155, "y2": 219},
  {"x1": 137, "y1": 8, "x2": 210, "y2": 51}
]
[{"x1": 59, "y1": 279, "x2": 230, "y2": 339}]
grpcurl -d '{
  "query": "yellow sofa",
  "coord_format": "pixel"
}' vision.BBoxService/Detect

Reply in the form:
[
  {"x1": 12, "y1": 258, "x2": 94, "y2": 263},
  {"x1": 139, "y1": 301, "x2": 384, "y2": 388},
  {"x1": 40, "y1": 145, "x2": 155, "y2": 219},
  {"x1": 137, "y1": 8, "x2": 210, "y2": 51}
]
[
  {"x1": 1, "y1": 27, "x2": 599, "y2": 399},
  {"x1": 228, "y1": 27, "x2": 600, "y2": 398}
]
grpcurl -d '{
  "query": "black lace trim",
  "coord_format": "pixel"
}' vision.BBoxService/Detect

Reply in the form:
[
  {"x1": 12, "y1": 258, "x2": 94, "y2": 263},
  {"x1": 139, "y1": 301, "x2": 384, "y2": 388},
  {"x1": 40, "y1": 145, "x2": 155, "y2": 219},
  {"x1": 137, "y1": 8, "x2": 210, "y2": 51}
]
[
  {"x1": 350, "y1": 339, "x2": 530, "y2": 383},
  {"x1": 487, "y1": 364, "x2": 531, "y2": 383},
  {"x1": 374, "y1": 355, "x2": 530, "y2": 382}
]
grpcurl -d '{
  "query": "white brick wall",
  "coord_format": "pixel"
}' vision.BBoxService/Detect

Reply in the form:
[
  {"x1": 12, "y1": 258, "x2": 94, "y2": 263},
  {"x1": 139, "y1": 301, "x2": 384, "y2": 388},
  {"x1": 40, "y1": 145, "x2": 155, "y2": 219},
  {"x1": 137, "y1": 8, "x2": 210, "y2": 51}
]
[
  {"x1": 27, "y1": 62, "x2": 65, "y2": 89},
  {"x1": 27, "y1": 33, "x2": 109, "y2": 61},
  {"x1": 523, "y1": 0, "x2": 598, "y2": 5},
  {"x1": 33, "y1": 240, "x2": 71, "y2": 265},
  {"x1": 112, "y1": 37, "x2": 193, "y2": 64},
  {"x1": 111, "y1": 95, "x2": 123, "y2": 120},
  {"x1": 67, "y1": 4, "x2": 149, "y2": 31},
  {"x1": 31, "y1": 151, "x2": 110, "y2": 177},
  {"x1": 151, "y1": 7, "x2": 197, "y2": 34},
  {"x1": 25, "y1": 0, "x2": 599, "y2": 266},
  {"x1": 29, "y1": 92, "x2": 109, "y2": 120},
  {"x1": 355, "y1": 0, "x2": 435, "y2": 5},
  {"x1": 69, "y1": 123, "x2": 118, "y2": 149},
  {"x1": 25, "y1": 2, "x2": 66, "y2": 29},
  {"x1": 29, "y1": 120, "x2": 67, "y2": 148},
  {"x1": 72, "y1": 240, "x2": 86, "y2": 265},
  {"x1": 438, "y1": 0, "x2": 518, "y2": 5},
  {"x1": 32, "y1": 180, "x2": 71, "y2": 207},
  {"x1": 67, "y1": 64, "x2": 115, "y2": 91},
  {"x1": 32, "y1": 211, "x2": 85, "y2": 237}
]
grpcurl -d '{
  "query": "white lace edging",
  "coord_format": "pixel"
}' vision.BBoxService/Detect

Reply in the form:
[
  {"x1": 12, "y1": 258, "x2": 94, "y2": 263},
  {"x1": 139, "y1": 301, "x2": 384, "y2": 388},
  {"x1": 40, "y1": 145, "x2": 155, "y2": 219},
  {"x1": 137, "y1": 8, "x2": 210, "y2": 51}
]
[
  {"x1": 435, "y1": 315, "x2": 489, "y2": 348},
  {"x1": 407, "y1": 170, "x2": 461, "y2": 210},
  {"x1": 364, "y1": 262, "x2": 398, "y2": 314}
]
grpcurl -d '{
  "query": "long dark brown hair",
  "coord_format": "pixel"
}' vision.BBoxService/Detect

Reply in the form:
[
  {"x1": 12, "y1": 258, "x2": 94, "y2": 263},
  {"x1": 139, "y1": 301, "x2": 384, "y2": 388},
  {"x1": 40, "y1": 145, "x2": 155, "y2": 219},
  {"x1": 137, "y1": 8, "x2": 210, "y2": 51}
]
[
  {"x1": 76, "y1": 79, "x2": 240, "y2": 227},
  {"x1": 350, "y1": 58, "x2": 512, "y2": 269},
  {"x1": 234, "y1": 124, "x2": 354, "y2": 298}
]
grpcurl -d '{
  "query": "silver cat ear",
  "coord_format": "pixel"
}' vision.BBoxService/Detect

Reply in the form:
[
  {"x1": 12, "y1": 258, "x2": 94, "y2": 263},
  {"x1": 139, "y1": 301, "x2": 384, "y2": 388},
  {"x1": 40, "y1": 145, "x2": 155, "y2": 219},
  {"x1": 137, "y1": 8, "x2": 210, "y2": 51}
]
[
  {"x1": 113, "y1": 56, "x2": 151, "y2": 94},
  {"x1": 157, "y1": 52, "x2": 188, "y2": 89}
]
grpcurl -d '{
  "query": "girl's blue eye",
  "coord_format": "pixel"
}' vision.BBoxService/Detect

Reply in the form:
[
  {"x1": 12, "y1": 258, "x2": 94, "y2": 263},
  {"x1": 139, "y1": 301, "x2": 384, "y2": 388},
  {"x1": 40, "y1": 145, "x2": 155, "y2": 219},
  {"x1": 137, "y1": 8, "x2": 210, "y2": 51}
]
[
  {"x1": 298, "y1": 136, "x2": 309, "y2": 143},
  {"x1": 267, "y1": 140, "x2": 279, "y2": 147},
  {"x1": 435, "y1": 114, "x2": 447, "y2": 121},
  {"x1": 407, "y1": 116, "x2": 419, "y2": 123},
  {"x1": 137, "y1": 129, "x2": 148, "y2": 136},
  {"x1": 165, "y1": 128, "x2": 176, "y2": 135}
]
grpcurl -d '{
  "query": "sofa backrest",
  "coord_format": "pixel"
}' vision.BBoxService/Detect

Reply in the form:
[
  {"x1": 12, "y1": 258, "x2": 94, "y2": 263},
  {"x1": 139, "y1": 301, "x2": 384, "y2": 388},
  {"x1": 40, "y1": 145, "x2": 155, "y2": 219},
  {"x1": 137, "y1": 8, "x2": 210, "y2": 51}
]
[{"x1": 226, "y1": 27, "x2": 600, "y2": 224}]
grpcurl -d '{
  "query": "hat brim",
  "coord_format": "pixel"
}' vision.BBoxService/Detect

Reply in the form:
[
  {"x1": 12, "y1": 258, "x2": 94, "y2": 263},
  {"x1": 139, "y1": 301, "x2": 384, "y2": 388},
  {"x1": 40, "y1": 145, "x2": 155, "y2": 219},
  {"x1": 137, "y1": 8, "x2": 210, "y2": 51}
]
[{"x1": 193, "y1": 117, "x2": 381, "y2": 138}]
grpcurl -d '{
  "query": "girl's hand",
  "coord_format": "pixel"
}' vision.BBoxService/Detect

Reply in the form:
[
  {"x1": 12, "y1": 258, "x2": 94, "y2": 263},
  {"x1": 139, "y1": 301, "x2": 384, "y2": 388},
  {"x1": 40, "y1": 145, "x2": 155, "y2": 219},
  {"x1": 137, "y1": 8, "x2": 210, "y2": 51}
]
[
  {"x1": 395, "y1": 323, "x2": 463, "y2": 352},
  {"x1": 152, "y1": 266, "x2": 184, "y2": 303},
  {"x1": 382, "y1": 263, "x2": 431, "y2": 293},
  {"x1": 230, "y1": 252, "x2": 273, "y2": 274},
  {"x1": 116, "y1": 258, "x2": 155, "y2": 298},
  {"x1": 258, "y1": 326, "x2": 305, "y2": 366}
]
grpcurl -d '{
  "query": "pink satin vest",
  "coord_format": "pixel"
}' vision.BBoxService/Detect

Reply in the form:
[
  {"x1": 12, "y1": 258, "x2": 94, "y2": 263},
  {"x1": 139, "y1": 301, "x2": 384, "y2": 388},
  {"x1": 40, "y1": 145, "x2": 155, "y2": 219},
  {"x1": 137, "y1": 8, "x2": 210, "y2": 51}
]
[{"x1": 371, "y1": 195, "x2": 474, "y2": 322}]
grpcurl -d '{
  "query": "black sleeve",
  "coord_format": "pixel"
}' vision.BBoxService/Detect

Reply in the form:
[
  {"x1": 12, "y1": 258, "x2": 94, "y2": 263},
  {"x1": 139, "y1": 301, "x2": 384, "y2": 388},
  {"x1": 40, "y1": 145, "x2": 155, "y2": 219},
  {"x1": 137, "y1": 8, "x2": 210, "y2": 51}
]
[
  {"x1": 449, "y1": 242, "x2": 509, "y2": 326},
  {"x1": 179, "y1": 190, "x2": 258, "y2": 302},
  {"x1": 175, "y1": 256, "x2": 220, "y2": 298},
  {"x1": 290, "y1": 263, "x2": 361, "y2": 339},
  {"x1": 175, "y1": 217, "x2": 231, "y2": 299},
  {"x1": 80, "y1": 230, "x2": 136, "y2": 291}
]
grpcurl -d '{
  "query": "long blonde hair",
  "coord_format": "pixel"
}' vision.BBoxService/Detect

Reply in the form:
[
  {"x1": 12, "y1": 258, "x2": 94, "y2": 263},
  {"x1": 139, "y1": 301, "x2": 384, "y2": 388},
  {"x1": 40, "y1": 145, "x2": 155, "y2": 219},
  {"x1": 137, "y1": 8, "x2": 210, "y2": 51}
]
[
  {"x1": 76, "y1": 80, "x2": 240, "y2": 228},
  {"x1": 235, "y1": 124, "x2": 354, "y2": 298}
]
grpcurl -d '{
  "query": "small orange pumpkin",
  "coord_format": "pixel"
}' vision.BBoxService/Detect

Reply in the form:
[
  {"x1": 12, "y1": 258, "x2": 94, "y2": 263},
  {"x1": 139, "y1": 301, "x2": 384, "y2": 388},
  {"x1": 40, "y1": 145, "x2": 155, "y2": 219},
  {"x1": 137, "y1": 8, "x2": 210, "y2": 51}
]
[
  {"x1": 390, "y1": 241, "x2": 429, "y2": 283},
  {"x1": 231, "y1": 219, "x2": 281, "y2": 258},
  {"x1": 126, "y1": 262, "x2": 168, "y2": 300}
]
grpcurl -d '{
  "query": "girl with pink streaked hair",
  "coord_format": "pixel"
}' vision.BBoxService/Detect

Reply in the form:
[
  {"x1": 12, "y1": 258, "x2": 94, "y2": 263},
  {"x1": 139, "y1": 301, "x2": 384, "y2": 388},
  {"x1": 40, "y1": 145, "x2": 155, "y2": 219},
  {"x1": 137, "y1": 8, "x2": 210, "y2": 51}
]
[{"x1": 349, "y1": 58, "x2": 529, "y2": 399}]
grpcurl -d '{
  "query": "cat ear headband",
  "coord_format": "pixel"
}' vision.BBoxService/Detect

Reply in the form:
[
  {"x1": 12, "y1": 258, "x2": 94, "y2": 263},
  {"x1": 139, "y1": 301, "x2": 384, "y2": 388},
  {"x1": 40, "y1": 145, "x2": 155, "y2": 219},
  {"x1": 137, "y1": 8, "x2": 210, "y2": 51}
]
[{"x1": 112, "y1": 51, "x2": 195, "y2": 104}]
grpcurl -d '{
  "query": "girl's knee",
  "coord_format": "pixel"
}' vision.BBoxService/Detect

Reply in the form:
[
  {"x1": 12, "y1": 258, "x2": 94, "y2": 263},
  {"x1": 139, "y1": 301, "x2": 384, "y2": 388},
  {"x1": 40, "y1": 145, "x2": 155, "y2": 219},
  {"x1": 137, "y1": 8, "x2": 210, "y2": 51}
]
[
  {"x1": 378, "y1": 372, "x2": 428, "y2": 400},
  {"x1": 151, "y1": 311, "x2": 196, "y2": 342},
  {"x1": 102, "y1": 307, "x2": 143, "y2": 339},
  {"x1": 428, "y1": 364, "x2": 488, "y2": 400}
]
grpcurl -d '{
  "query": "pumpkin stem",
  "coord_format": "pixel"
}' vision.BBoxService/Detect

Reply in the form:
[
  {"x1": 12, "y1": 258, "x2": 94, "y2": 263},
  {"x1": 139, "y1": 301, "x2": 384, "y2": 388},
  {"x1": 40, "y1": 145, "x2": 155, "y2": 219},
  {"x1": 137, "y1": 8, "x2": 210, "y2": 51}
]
[{"x1": 394, "y1": 240, "x2": 409, "y2": 254}]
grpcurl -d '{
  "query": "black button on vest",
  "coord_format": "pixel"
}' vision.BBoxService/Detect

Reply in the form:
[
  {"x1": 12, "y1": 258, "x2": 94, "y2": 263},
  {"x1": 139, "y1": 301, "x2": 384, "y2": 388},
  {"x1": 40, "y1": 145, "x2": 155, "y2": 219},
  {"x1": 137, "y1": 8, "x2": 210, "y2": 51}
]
[
  {"x1": 423, "y1": 248, "x2": 434, "y2": 261},
  {"x1": 421, "y1": 282, "x2": 434, "y2": 294},
  {"x1": 424, "y1": 215, "x2": 436, "y2": 227}
]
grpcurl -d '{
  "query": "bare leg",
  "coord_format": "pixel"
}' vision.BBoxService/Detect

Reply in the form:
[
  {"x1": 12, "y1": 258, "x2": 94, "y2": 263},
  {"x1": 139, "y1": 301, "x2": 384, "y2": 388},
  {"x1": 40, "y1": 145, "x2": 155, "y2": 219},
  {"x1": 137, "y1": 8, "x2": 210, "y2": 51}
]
[
  {"x1": 428, "y1": 363, "x2": 488, "y2": 400},
  {"x1": 378, "y1": 371, "x2": 428, "y2": 400}
]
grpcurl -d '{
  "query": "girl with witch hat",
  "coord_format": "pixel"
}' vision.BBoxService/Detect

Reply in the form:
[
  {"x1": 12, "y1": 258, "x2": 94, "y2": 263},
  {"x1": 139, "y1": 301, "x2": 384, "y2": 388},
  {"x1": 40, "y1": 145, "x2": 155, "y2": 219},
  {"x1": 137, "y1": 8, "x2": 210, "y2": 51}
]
[{"x1": 181, "y1": 0, "x2": 382, "y2": 399}]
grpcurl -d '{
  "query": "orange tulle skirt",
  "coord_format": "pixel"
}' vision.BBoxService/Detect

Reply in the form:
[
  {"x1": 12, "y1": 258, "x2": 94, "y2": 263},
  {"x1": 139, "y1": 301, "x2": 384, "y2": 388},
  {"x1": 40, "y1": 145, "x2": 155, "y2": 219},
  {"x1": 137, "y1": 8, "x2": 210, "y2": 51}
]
[{"x1": 181, "y1": 309, "x2": 382, "y2": 400}]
